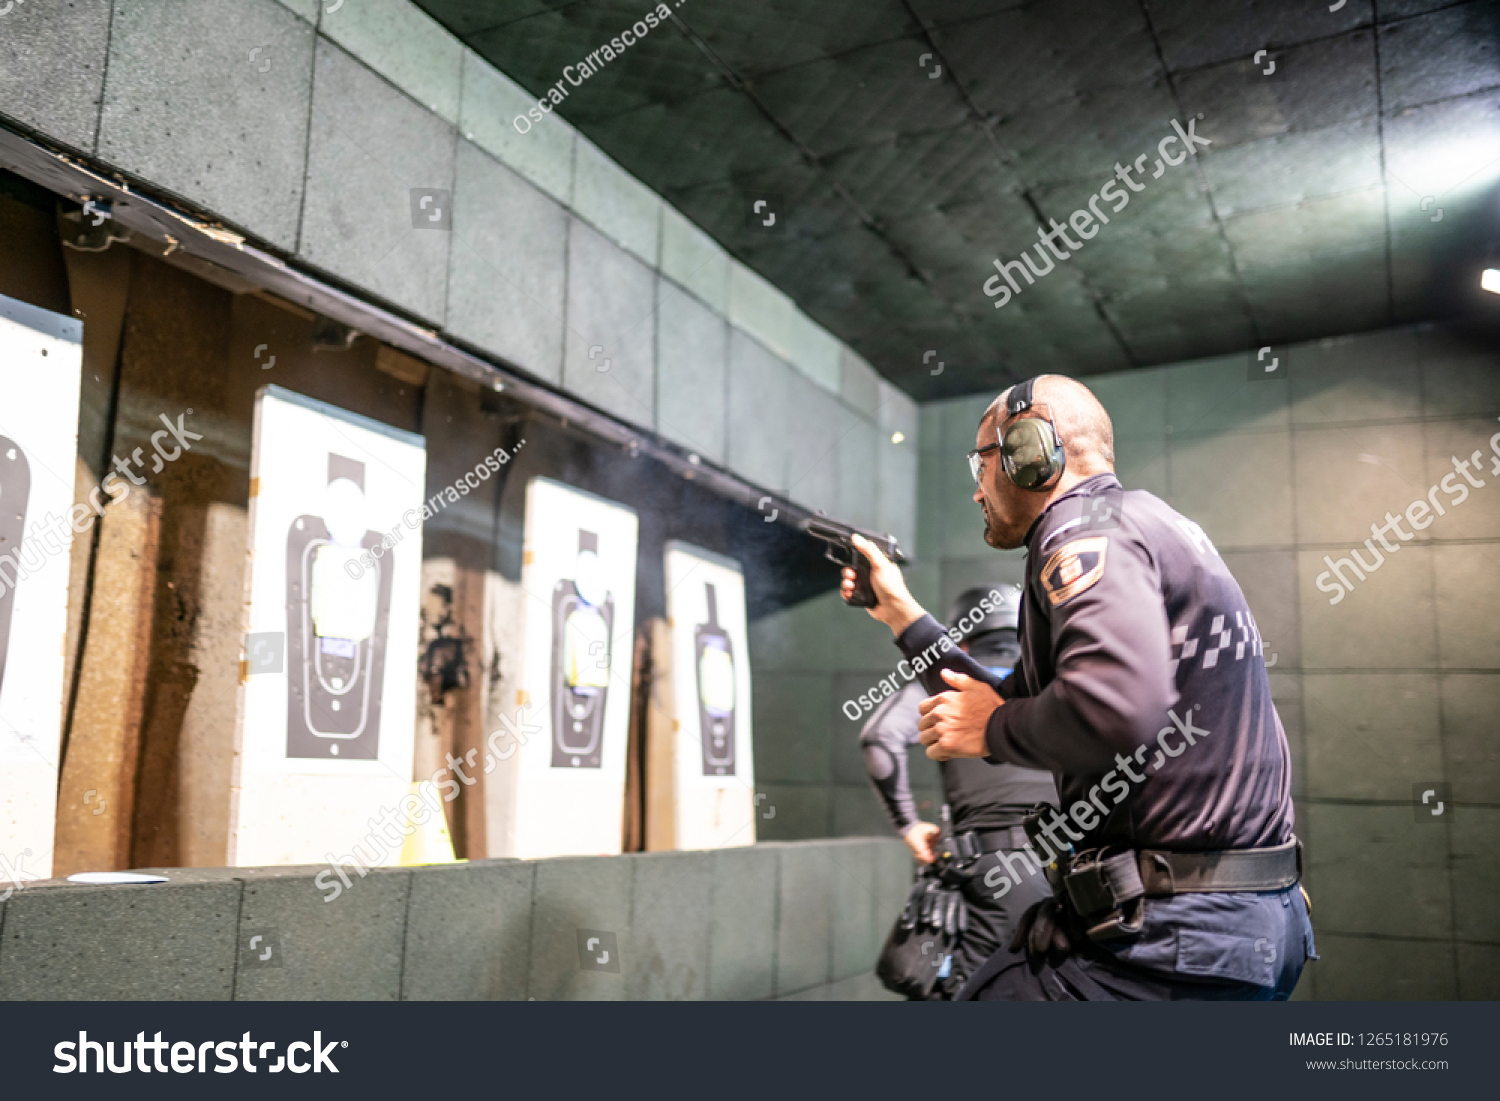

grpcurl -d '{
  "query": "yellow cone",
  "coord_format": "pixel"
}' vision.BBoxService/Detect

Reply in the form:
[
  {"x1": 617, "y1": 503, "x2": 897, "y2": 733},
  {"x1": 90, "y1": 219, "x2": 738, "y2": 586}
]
[{"x1": 399, "y1": 783, "x2": 460, "y2": 866}]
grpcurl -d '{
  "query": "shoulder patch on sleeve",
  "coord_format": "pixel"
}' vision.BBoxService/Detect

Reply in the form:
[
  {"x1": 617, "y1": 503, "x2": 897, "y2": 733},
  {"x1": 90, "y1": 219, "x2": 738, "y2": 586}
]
[{"x1": 1039, "y1": 536, "x2": 1108, "y2": 606}]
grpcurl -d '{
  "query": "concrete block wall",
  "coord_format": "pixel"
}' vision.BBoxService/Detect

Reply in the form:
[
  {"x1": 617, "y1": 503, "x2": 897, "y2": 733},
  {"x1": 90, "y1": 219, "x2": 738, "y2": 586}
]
[
  {"x1": 916, "y1": 324, "x2": 1500, "y2": 1000},
  {"x1": 749, "y1": 569, "x2": 947, "y2": 843},
  {"x1": 743, "y1": 374, "x2": 967, "y2": 846},
  {"x1": 744, "y1": 366, "x2": 926, "y2": 846},
  {"x1": 0, "y1": 839, "x2": 910, "y2": 1001},
  {"x1": 0, "y1": 0, "x2": 917, "y2": 539}
]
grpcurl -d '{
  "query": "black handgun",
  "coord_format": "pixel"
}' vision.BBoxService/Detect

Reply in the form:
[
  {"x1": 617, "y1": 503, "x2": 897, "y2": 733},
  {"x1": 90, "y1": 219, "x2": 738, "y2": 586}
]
[{"x1": 804, "y1": 517, "x2": 906, "y2": 609}]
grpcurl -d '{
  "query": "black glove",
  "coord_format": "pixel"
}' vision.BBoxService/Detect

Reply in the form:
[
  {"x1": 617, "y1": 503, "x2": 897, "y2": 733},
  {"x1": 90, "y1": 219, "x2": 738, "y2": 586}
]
[
  {"x1": 915, "y1": 881, "x2": 966, "y2": 939},
  {"x1": 942, "y1": 890, "x2": 966, "y2": 938},
  {"x1": 1010, "y1": 897, "x2": 1072, "y2": 962}
]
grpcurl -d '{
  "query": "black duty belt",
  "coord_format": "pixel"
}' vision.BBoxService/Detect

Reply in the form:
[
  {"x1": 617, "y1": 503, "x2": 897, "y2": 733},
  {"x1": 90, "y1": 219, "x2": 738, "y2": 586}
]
[
  {"x1": 1139, "y1": 838, "x2": 1303, "y2": 895},
  {"x1": 1061, "y1": 837, "x2": 1303, "y2": 942},
  {"x1": 943, "y1": 826, "x2": 1030, "y2": 865}
]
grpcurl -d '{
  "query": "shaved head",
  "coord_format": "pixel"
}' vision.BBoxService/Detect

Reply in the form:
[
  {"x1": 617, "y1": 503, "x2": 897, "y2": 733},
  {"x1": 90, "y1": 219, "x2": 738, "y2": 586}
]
[
  {"x1": 982, "y1": 375, "x2": 1115, "y2": 476},
  {"x1": 969, "y1": 375, "x2": 1116, "y2": 548}
]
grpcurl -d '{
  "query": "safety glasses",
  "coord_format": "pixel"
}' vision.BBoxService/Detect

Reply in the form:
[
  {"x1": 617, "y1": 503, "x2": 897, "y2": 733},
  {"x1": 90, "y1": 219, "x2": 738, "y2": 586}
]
[
  {"x1": 966, "y1": 441, "x2": 1001, "y2": 484},
  {"x1": 967, "y1": 405, "x2": 1062, "y2": 487}
]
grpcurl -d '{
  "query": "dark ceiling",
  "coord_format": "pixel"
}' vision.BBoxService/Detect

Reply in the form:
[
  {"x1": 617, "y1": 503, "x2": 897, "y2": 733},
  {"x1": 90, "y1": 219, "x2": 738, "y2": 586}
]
[{"x1": 412, "y1": 0, "x2": 1500, "y2": 399}]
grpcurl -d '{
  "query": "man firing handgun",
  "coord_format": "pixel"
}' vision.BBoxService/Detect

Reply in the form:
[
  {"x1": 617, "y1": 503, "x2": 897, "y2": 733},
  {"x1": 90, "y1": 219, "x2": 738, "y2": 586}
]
[{"x1": 838, "y1": 374, "x2": 1312, "y2": 1002}]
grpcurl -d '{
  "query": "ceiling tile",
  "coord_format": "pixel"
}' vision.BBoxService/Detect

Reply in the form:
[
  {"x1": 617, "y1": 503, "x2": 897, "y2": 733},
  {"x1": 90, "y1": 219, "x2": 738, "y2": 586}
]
[
  {"x1": 995, "y1": 83, "x2": 1185, "y2": 187},
  {"x1": 1071, "y1": 225, "x2": 1240, "y2": 298},
  {"x1": 467, "y1": 0, "x2": 723, "y2": 122},
  {"x1": 822, "y1": 123, "x2": 1018, "y2": 222},
  {"x1": 881, "y1": 199, "x2": 1039, "y2": 286},
  {"x1": 1380, "y1": 2, "x2": 1500, "y2": 112},
  {"x1": 1201, "y1": 118, "x2": 1384, "y2": 216},
  {"x1": 1220, "y1": 187, "x2": 1388, "y2": 267},
  {"x1": 1378, "y1": 0, "x2": 1467, "y2": 17},
  {"x1": 751, "y1": 37, "x2": 973, "y2": 158},
  {"x1": 586, "y1": 86, "x2": 801, "y2": 192},
  {"x1": 412, "y1": 0, "x2": 1500, "y2": 401},
  {"x1": 1031, "y1": 166, "x2": 1220, "y2": 235},
  {"x1": 908, "y1": 0, "x2": 1027, "y2": 29},
  {"x1": 1118, "y1": 317, "x2": 1257, "y2": 368},
  {"x1": 1175, "y1": 29, "x2": 1378, "y2": 149},
  {"x1": 1386, "y1": 92, "x2": 1500, "y2": 320},
  {"x1": 676, "y1": 0, "x2": 917, "y2": 78},
  {"x1": 419, "y1": 0, "x2": 574, "y2": 37},
  {"x1": 1383, "y1": 87, "x2": 1500, "y2": 205},
  {"x1": 937, "y1": 0, "x2": 1163, "y2": 116},
  {"x1": 665, "y1": 161, "x2": 846, "y2": 247},
  {"x1": 1148, "y1": 0, "x2": 1373, "y2": 72}
]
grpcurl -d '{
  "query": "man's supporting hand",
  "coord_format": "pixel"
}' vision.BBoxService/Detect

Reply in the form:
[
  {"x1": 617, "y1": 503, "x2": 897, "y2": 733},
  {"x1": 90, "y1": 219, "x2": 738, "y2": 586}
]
[
  {"x1": 1011, "y1": 897, "x2": 1073, "y2": 962},
  {"x1": 840, "y1": 533, "x2": 924, "y2": 634},
  {"x1": 917, "y1": 669, "x2": 1003, "y2": 760},
  {"x1": 903, "y1": 821, "x2": 941, "y2": 865}
]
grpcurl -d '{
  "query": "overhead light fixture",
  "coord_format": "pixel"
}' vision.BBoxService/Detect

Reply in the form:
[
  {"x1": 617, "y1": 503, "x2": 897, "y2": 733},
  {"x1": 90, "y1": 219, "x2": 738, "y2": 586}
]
[
  {"x1": 891, "y1": 431, "x2": 905, "y2": 444},
  {"x1": 1482, "y1": 269, "x2": 1500, "y2": 295}
]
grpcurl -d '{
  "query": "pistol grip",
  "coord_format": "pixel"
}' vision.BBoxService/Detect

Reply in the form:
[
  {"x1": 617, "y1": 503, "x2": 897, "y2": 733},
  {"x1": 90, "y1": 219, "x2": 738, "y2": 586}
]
[{"x1": 846, "y1": 545, "x2": 878, "y2": 608}]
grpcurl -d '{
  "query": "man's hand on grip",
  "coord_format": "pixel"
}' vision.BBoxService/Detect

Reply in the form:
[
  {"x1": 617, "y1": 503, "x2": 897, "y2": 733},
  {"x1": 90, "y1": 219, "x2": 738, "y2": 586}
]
[{"x1": 840, "y1": 534, "x2": 922, "y2": 634}]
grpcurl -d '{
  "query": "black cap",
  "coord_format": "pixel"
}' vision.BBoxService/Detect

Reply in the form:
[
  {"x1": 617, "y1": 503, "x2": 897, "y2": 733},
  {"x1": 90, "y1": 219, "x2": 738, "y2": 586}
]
[{"x1": 946, "y1": 585, "x2": 1021, "y2": 642}]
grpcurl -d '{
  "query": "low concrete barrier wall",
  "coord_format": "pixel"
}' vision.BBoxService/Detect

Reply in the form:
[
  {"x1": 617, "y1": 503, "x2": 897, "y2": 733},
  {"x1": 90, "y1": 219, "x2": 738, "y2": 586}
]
[{"x1": 0, "y1": 839, "x2": 910, "y2": 1001}]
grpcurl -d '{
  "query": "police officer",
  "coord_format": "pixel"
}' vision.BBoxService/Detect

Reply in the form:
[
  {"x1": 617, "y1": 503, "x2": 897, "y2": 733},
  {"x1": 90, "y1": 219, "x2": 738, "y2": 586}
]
[
  {"x1": 843, "y1": 374, "x2": 1314, "y2": 1001},
  {"x1": 860, "y1": 587, "x2": 1057, "y2": 996}
]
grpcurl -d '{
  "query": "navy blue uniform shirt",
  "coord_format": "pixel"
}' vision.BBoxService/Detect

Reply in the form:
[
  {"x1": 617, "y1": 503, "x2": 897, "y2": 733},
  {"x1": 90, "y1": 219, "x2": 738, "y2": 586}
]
[
  {"x1": 894, "y1": 473, "x2": 1309, "y2": 987},
  {"x1": 895, "y1": 472, "x2": 1292, "y2": 850}
]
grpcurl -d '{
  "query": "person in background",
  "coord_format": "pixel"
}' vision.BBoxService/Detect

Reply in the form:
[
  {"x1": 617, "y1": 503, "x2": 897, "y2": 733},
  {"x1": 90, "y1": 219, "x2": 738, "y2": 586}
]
[{"x1": 860, "y1": 586, "x2": 1058, "y2": 996}]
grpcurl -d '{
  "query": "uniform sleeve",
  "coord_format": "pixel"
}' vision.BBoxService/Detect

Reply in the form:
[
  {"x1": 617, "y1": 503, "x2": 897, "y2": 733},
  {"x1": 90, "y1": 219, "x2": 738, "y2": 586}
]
[
  {"x1": 996, "y1": 661, "x2": 1027, "y2": 701},
  {"x1": 892, "y1": 614, "x2": 1006, "y2": 698},
  {"x1": 985, "y1": 528, "x2": 1176, "y2": 774},
  {"x1": 858, "y1": 684, "x2": 924, "y2": 834}
]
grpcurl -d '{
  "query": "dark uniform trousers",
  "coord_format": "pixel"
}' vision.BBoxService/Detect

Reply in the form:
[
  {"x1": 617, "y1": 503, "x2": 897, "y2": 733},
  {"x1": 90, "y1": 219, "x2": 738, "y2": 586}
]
[
  {"x1": 949, "y1": 848, "x2": 1054, "y2": 992},
  {"x1": 958, "y1": 884, "x2": 1313, "y2": 1001}
]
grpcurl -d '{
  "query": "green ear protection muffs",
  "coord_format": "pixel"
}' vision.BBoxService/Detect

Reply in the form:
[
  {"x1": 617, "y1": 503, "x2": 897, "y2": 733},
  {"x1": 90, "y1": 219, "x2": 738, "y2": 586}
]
[{"x1": 999, "y1": 377, "x2": 1066, "y2": 491}]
